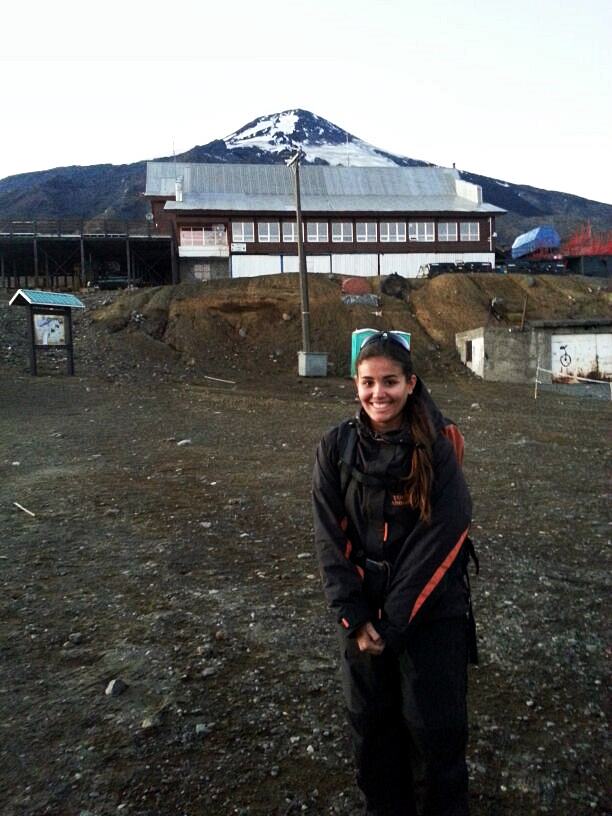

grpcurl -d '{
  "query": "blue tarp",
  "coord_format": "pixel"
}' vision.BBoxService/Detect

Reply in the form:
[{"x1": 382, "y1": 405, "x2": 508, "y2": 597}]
[{"x1": 511, "y1": 226, "x2": 561, "y2": 259}]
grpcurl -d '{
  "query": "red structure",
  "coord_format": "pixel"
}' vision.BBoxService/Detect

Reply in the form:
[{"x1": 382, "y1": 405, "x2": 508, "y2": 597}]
[{"x1": 562, "y1": 224, "x2": 612, "y2": 257}]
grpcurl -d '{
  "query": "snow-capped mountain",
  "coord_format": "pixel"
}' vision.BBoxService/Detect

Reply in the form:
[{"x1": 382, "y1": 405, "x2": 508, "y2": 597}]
[
  {"x1": 221, "y1": 109, "x2": 428, "y2": 168},
  {"x1": 1, "y1": 108, "x2": 610, "y2": 245}
]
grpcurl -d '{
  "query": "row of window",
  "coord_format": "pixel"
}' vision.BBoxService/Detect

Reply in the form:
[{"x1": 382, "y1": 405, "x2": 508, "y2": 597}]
[
  {"x1": 180, "y1": 221, "x2": 482, "y2": 246},
  {"x1": 231, "y1": 220, "x2": 481, "y2": 243}
]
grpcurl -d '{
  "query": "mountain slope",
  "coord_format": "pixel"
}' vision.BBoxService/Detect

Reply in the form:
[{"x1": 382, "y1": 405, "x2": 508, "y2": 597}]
[
  {"x1": 0, "y1": 163, "x2": 147, "y2": 222},
  {"x1": 0, "y1": 108, "x2": 610, "y2": 246}
]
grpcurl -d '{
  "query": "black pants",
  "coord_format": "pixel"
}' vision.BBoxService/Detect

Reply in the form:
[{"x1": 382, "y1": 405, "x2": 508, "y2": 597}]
[{"x1": 340, "y1": 617, "x2": 469, "y2": 816}]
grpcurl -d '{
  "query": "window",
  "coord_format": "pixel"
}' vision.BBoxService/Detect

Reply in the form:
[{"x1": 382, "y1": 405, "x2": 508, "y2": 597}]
[
  {"x1": 408, "y1": 222, "x2": 435, "y2": 242},
  {"x1": 460, "y1": 222, "x2": 480, "y2": 241},
  {"x1": 465, "y1": 340, "x2": 472, "y2": 362},
  {"x1": 438, "y1": 222, "x2": 458, "y2": 242},
  {"x1": 356, "y1": 222, "x2": 377, "y2": 242},
  {"x1": 282, "y1": 222, "x2": 298, "y2": 242},
  {"x1": 180, "y1": 228, "x2": 204, "y2": 246},
  {"x1": 331, "y1": 222, "x2": 353, "y2": 242},
  {"x1": 258, "y1": 221, "x2": 280, "y2": 242},
  {"x1": 232, "y1": 221, "x2": 254, "y2": 242},
  {"x1": 380, "y1": 222, "x2": 406, "y2": 242},
  {"x1": 306, "y1": 222, "x2": 328, "y2": 242},
  {"x1": 180, "y1": 226, "x2": 228, "y2": 247}
]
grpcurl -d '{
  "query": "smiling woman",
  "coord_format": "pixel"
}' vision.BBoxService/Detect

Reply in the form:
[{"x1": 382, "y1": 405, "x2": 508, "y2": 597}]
[
  {"x1": 312, "y1": 332, "x2": 475, "y2": 815},
  {"x1": 355, "y1": 355, "x2": 416, "y2": 433}
]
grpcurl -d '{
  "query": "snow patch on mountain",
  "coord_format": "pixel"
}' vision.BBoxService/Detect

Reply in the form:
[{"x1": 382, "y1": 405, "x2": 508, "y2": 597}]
[
  {"x1": 223, "y1": 108, "x2": 414, "y2": 167},
  {"x1": 276, "y1": 110, "x2": 299, "y2": 135},
  {"x1": 301, "y1": 141, "x2": 398, "y2": 167}
]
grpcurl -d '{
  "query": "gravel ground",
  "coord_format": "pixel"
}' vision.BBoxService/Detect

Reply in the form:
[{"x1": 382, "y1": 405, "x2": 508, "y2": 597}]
[{"x1": 0, "y1": 292, "x2": 610, "y2": 816}]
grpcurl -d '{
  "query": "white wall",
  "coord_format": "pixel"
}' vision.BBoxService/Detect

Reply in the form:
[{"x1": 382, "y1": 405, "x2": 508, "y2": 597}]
[
  {"x1": 469, "y1": 336, "x2": 485, "y2": 377},
  {"x1": 230, "y1": 251, "x2": 495, "y2": 279},
  {"x1": 282, "y1": 255, "x2": 332, "y2": 274},
  {"x1": 231, "y1": 255, "x2": 282, "y2": 277},
  {"x1": 380, "y1": 252, "x2": 495, "y2": 278},
  {"x1": 331, "y1": 254, "x2": 378, "y2": 277},
  {"x1": 456, "y1": 330, "x2": 486, "y2": 378},
  {"x1": 551, "y1": 333, "x2": 612, "y2": 380}
]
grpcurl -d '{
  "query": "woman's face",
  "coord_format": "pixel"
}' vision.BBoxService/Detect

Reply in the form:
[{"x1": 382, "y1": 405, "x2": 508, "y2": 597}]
[{"x1": 355, "y1": 356, "x2": 416, "y2": 432}]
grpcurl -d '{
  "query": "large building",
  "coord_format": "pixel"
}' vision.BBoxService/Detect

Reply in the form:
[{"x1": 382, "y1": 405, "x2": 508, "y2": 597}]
[{"x1": 145, "y1": 162, "x2": 505, "y2": 281}]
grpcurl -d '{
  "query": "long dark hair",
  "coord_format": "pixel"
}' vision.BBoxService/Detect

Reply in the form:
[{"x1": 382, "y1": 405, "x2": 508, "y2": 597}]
[{"x1": 356, "y1": 336, "x2": 435, "y2": 523}]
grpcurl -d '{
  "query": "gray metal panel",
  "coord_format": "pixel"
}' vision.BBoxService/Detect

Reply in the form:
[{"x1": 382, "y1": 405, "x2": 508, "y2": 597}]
[
  {"x1": 166, "y1": 194, "x2": 295, "y2": 212},
  {"x1": 164, "y1": 194, "x2": 500, "y2": 213},
  {"x1": 148, "y1": 161, "x2": 505, "y2": 213},
  {"x1": 148, "y1": 162, "x2": 458, "y2": 196}
]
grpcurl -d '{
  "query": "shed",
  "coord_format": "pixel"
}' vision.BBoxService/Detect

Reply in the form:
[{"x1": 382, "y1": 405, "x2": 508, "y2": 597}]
[{"x1": 456, "y1": 318, "x2": 612, "y2": 383}]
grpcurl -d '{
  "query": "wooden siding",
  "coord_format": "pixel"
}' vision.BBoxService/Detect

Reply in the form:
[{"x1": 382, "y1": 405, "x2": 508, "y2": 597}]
[{"x1": 167, "y1": 210, "x2": 494, "y2": 255}]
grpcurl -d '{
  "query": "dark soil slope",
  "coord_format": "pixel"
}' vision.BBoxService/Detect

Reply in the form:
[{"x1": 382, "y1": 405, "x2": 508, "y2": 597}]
[{"x1": 91, "y1": 273, "x2": 611, "y2": 380}]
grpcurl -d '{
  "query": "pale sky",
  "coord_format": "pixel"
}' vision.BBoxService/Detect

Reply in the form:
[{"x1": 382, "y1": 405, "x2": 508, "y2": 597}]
[{"x1": 3, "y1": 0, "x2": 611, "y2": 204}]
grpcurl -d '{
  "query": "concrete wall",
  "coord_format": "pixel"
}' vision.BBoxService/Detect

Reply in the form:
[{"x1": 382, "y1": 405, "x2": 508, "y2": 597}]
[
  {"x1": 456, "y1": 327, "x2": 536, "y2": 382},
  {"x1": 456, "y1": 325, "x2": 612, "y2": 383}
]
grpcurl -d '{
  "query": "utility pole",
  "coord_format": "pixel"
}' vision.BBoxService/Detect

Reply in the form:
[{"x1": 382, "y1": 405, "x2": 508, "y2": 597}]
[{"x1": 287, "y1": 150, "x2": 311, "y2": 353}]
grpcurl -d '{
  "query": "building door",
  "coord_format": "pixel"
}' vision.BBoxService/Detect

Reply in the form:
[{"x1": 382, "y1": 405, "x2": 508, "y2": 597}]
[{"x1": 466, "y1": 336, "x2": 485, "y2": 377}]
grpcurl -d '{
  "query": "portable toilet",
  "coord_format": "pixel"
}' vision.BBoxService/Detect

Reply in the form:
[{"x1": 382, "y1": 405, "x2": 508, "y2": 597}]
[{"x1": 350, "y1": 328, "x2": 411, "y2": 376}]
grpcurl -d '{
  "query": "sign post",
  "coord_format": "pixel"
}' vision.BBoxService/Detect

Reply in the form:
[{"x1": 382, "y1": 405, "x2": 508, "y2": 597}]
[{"x1": 9, "y1": 289, "x2": 85, "y2": 376}]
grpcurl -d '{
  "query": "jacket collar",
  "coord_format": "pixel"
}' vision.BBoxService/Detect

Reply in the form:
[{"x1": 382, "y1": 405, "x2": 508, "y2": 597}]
[{"x1": 354, "y1": 407, "x2": 414, "y2": 446}]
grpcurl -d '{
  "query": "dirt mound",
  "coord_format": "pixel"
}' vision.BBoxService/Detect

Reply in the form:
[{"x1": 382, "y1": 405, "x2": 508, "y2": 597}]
[
  {"x1": 94, "y1": 275, "x2": 434, "y2": 378},
  {"x1": 93, "y1": 273, "x2": 611, "y2": 379},
  {"x1": 410, "y1": 273, "x2": 610, "y2": 348}
]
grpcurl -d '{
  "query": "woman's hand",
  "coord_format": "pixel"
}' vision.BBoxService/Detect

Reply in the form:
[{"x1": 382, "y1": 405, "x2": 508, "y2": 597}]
[{"x1": 355, "y1": 622, "x2": 385, "y2": 655}]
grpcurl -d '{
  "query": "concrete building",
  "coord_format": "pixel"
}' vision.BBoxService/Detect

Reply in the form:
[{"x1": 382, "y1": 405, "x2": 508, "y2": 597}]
[
  {"x1": 144, "y1": 162, "x2": 505, "y2": 282},
  {"x1": 456, "y1": 319, "x2": 612, "y2": 383}
]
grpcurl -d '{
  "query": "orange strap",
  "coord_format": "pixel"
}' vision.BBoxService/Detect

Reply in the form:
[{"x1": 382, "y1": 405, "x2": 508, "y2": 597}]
[
  {"x1": 441, "y1": 424, "x2": 465, "y2": 466},
  {"x1": 408, "y1": 527, "x2": 469, "y2": 623},
  {"x1": 340, "y1": 516, "x2": 363, "y2": 579}
]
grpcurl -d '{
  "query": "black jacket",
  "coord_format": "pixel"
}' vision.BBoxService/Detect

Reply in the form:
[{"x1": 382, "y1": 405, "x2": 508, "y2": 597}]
[{"x1": 312, "y1": 381, "x2": 472, "y2": 654}]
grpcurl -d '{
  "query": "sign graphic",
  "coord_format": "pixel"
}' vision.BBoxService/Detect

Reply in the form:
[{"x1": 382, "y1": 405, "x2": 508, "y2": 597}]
[{"x1": 34, "y1": 314, "x2": 65, "y2": 346}]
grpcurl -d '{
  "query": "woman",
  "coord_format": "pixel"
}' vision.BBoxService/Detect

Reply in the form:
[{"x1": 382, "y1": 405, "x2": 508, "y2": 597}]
[{"x1": 312, "y1": 331, "x2": 474, "y2": 816}]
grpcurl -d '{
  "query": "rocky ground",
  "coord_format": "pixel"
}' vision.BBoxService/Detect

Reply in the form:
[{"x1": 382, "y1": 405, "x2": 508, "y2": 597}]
[{"x1": 0, "y1": 287, "x2": 610, "y2": 816}]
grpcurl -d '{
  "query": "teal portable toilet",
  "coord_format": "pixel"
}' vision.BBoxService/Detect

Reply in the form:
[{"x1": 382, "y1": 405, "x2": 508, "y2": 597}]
[{"x1": 350, "y1": 328, "x2": 411, "y2": 376}]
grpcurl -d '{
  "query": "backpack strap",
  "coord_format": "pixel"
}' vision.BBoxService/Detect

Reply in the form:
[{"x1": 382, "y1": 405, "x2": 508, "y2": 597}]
[
  {"x1": 465, "y1": 535, "x2": 480, "y2": 574},
  {"x1": 441, "y1": 423, "x2": 465, "y2": 466},
  {"x1": 462, "y1": 535, "x2": 480, "y2": 665},
  {"x1": 337, "y1": 420, "x2": 359, "y2": 498},
  {"x1": 337, "y1": 420, "x2": 405, "y2": 495}
]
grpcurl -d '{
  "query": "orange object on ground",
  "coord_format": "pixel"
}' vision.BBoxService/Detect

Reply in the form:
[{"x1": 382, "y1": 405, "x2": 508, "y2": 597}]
[{"x1": 341, "y1": 277, "x2": 371, "y2": 295}]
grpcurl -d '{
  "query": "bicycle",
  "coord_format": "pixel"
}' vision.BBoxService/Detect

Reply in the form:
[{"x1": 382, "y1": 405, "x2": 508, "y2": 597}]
[{"x1": 559, "y1": 345, "x2": 572, "y2": 368}]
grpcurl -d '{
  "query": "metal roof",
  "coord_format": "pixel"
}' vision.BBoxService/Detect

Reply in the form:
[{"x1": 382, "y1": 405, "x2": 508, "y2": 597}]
[
  {"x1": 146, "y1": 162, "x2": 505, "y2": 214},
  {"x1": 163, "y1": 193, "x2": 501, "y2": 214},
  {"x1": 9, "y1": 289, "x2": 86, "y2": 309}
]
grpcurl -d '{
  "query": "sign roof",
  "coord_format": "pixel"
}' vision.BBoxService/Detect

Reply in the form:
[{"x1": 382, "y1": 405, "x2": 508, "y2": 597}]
[{"x1": 9, "y1": 289, "x2": 86, "y2": 309}]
